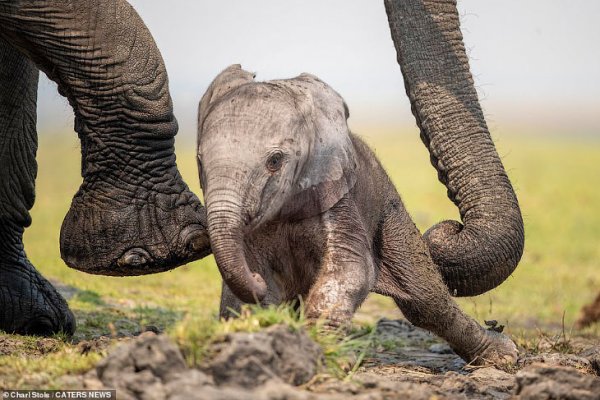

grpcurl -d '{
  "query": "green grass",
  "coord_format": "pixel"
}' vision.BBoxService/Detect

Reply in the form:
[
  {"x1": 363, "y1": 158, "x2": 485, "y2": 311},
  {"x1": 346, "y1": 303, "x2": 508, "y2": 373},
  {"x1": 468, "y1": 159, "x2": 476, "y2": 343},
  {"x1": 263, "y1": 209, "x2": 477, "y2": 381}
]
[
  {"x1": 1, "y1": 128, "x2": 599, "y2": 387},
  {"x1": 0, "y1": 339, "x2": 102, "y2": 389},
  {"x1": 171, "y1": 303, "x2": 374, "y2": 378}
]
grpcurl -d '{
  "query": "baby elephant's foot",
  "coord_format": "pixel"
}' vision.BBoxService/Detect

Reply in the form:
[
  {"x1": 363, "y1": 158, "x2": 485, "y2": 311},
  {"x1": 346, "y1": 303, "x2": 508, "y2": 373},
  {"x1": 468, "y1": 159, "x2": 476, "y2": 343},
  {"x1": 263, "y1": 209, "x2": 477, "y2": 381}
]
[
  {"x1": 466, "y1": 330, "x2": 518, "y2": 367},
  {"x1": 0, "y1": 257, "x2": 76, "y2": 336}
]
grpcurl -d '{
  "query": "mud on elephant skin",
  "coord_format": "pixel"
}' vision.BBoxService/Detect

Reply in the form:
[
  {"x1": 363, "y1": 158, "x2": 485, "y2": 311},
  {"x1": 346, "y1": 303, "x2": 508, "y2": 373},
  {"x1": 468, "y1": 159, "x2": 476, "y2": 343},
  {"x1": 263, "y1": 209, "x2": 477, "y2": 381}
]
[
  {"x1": 197, "y1": 65, "x2": 517, "y2": 366},
  {"x1": 0, "y1": 0, "x2": 211, "y2": 335}
]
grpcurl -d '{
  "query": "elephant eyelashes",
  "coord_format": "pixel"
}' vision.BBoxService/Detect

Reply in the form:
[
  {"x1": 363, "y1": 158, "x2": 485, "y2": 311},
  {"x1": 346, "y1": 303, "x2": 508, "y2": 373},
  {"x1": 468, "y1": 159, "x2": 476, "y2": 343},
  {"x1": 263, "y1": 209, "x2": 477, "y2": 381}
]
[{"x1": 266, "y1": 151, "x2": 284, "y2": 172}]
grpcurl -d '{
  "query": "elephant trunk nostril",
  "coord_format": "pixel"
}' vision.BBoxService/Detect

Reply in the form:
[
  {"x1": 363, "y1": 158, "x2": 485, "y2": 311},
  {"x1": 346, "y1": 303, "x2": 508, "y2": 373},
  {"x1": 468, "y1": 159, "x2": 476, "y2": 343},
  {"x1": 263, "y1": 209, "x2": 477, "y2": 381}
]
[
  {"x1": 180, "y1": 225, "x2": 211, "y2": 255},
  {"x1": 117, "y1": 248, "x2": 151, "y2": 269},
  {"x1": 187, "y1": 231, "x2": 210, "y2": 253}
]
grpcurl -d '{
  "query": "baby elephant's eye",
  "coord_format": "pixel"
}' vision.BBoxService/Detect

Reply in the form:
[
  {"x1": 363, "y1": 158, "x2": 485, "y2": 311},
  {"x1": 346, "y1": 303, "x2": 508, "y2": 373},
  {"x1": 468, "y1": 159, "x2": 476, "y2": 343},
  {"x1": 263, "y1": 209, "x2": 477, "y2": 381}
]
[{"x1": 266, "y1": 151, "x2": 284, "y2": 172}]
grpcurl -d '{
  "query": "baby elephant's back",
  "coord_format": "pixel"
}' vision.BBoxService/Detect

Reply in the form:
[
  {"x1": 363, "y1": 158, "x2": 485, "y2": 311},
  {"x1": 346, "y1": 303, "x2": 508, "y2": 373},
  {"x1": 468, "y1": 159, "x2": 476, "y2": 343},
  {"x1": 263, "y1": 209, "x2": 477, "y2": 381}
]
[{"x1": 348, "y1": 133, "x2": 406, "y2": 239}]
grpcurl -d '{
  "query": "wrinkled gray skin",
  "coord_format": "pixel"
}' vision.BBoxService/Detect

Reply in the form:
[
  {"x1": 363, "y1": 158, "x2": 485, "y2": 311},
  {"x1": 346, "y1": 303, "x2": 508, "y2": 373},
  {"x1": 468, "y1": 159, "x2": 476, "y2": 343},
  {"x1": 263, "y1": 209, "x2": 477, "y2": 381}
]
[
  {"x1": 197, "y1": 65, "x2": 518, "y2": 365},
  {"x1": 0, "y1": 0, "x2": 210, "y2": 335},
  {"x1": 385, "y1": 0, "x2": 524, "y2": 297}
]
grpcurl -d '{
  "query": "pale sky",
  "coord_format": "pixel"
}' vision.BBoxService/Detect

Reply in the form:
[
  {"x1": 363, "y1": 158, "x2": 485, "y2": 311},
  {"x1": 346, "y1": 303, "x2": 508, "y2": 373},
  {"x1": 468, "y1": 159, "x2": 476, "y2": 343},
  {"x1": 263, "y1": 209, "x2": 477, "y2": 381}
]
[{"x1": 37, "y1": 1, "x2": 600, "y2": 139}]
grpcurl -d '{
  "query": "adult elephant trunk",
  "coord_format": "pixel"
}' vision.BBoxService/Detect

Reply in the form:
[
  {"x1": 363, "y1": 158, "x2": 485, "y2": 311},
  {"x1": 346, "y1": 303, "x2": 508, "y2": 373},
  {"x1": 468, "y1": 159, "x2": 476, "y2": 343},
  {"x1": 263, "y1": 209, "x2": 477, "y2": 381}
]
[
  {"x1": 385, "y1": 0, "x2": 524, "y2": 296},
  {"x1": 0, "y1": 0, "x2": 211, "y2": 275},
  {"x1": 205, "y1": 186, "x2": 267, "y2": 304}
]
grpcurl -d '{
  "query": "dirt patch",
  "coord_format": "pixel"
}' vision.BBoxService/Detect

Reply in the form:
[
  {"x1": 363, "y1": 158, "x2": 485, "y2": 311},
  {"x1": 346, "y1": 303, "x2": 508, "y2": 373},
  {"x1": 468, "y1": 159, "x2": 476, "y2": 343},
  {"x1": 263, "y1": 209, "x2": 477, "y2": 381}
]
[
  {"x1": 0, "y1": 336, "x2": 62, "y2": 357},
  {"x1": 76, "y1": 336, "x2": 119, "y2": 356},
  {"x1": 59, "y1": 319, "x2": 600, "y2": 399},
  {"x1": 360, "y1": 318, "x2": 465, "y2": 373}
]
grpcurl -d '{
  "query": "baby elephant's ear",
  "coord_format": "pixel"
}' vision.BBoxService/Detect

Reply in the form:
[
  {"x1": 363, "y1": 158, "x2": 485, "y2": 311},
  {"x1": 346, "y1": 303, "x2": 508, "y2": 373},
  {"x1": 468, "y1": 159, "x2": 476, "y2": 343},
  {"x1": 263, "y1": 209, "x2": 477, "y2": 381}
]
[
  {"x1": 281, "y1": 75, "x2": 358, "y2": 220},
  {"x1": 198, "y1": 64, "x2": 255, "y2": 131}
]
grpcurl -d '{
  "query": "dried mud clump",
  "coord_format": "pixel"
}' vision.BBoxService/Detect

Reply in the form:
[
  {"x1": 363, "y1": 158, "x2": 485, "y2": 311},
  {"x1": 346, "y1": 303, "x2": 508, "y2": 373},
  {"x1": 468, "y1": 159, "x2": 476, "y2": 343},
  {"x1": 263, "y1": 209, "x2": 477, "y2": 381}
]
[
  {"x1": 206, "y1": 324, "x2": 323, "y2": 388},
  {"x1": 516, "y1": 364, "x2": 600, "y2": 400},
  {"x1": 83, "y1": 326, "x2": 322, "y2": 400},
  {"x1": 61, "y1": 320, "x2": 600, "y2": 400}
]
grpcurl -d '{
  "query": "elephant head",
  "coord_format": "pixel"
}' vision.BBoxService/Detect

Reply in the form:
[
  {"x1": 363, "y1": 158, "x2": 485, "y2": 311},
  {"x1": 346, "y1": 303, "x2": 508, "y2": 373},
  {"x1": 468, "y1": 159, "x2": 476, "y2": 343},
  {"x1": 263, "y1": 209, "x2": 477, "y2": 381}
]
[
  {"x1": 385, "y1": 0, "x2": 524, "y2": 296},
  {"x1": 197, "y1": 65, "x2": 356, "y2": 303}
]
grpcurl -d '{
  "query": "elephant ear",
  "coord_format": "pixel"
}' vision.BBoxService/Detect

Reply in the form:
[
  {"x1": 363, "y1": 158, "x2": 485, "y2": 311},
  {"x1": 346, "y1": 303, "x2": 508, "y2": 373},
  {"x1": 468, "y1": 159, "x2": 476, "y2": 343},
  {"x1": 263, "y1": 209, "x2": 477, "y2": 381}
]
[
  {"x1": 278, "y1": 74, "x2": 358, "y2": 220},
  {"x1": 198, "y1": 64, "x2": 255, "y2": 133}
]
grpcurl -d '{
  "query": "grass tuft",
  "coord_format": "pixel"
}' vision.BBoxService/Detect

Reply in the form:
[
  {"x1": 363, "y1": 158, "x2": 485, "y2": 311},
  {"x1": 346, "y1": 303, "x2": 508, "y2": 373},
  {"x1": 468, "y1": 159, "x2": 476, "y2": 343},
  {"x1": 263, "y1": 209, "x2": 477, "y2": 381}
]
[{"x1": 170, "y1": 303, "x2": 376, "y2": 378}]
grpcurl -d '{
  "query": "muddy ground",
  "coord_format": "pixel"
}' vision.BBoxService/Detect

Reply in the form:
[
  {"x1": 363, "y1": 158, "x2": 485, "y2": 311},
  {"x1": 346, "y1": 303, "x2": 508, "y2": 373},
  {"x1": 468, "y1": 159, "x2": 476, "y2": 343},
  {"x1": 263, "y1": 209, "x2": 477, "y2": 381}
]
[
  {"x1": 46, "y1": 318, "x2": 599, "y2": 399},
  {"x1": 2, "y1": 281, "x2": 599, "y2": 398}
]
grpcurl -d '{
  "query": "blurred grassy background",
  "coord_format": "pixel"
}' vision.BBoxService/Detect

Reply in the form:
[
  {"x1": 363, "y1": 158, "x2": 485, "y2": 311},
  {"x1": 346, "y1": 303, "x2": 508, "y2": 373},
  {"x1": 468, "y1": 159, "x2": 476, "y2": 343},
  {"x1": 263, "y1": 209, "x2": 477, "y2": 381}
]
[{"x1": 26, "y1": 129, "x2": 600, "y2": 334}]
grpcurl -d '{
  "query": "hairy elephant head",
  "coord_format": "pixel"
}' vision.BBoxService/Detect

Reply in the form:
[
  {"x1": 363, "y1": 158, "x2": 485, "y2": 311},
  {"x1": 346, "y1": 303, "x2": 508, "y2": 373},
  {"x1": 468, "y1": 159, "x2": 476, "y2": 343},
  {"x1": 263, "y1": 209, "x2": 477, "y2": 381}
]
[{"x1": 197, "y1": 65, "x2": 356, "y2": 303}]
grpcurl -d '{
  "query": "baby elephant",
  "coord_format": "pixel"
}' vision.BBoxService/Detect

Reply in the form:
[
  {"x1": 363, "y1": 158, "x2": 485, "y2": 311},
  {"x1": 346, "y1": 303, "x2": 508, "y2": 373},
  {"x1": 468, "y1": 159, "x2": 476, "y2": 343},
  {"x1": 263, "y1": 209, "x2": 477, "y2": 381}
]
[{"x1": 197, "y1": 65, "x2": 517, "y2": 366}]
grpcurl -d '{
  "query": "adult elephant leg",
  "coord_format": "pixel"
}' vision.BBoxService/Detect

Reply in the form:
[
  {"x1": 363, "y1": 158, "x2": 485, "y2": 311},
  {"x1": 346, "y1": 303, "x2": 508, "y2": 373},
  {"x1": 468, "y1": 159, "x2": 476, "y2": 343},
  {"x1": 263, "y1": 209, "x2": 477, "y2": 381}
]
[
  {"x1": 0, "y1": 0, "x2": 210, "y2": 276},
  {"x1": 0, "y1": 38, "x2": 75, "y2": 335},
  {"x1": 385, "y1": 0, "x2": 524, "y2": 296}
]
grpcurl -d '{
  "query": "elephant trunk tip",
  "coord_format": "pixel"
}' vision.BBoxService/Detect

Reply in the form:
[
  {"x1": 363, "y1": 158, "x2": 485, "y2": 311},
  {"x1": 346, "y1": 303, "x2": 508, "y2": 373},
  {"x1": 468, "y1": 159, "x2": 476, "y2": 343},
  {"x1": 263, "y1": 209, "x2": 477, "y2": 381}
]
[
  {"x1": 228, "y1": 271, "x2": 267, "y2": 304},
  {"x1": 250, "y1": 272, "x2": 268, "y2": 301},
  {"x1": 425, "y1": 217, "x2": 524, "y2": 297}
]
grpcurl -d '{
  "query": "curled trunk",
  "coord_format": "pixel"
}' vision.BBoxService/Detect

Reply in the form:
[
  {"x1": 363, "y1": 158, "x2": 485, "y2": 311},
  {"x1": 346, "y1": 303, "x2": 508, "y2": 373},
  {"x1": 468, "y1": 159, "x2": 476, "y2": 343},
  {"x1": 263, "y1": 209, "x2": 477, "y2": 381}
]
[
  {"x1": 206, "y1": 189, "x2": 267, "y2": 304},
  {"x1": 385, "y1": 0, "x2": 524, "y2": 296}
]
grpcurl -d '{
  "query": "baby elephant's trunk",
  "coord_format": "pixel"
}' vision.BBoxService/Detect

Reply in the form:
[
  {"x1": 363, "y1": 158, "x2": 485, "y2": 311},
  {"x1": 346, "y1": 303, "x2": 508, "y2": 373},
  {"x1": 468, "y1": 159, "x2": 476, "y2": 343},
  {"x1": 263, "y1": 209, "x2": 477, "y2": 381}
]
[{"x1": 205, "y1": 189, "x2": 267, "y2": 304}]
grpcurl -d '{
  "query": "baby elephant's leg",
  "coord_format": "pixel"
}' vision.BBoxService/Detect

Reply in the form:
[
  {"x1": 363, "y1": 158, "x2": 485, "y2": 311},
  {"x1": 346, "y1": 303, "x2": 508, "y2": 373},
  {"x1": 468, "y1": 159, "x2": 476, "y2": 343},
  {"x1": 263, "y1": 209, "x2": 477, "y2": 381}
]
[
  {"x1": 376, "y1": 204, "x2": 517, "y2": 366},
  {"x1": 304, "y1": 198, "x2": 375, "y2": 327}
]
